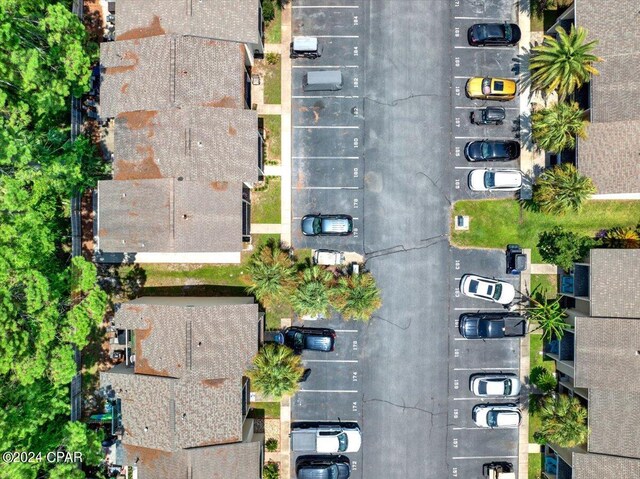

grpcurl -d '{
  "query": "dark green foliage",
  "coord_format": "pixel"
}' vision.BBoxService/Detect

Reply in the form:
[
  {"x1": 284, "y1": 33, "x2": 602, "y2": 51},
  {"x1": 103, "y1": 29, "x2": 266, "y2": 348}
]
[
  {"x1": 530, "y1": 365, "x2": 557, "y2": 393},
  {"x1": 263, "y1": 461, "x2": 280, "y2": 479},
  {"x1": 262, "y1": 0, "x2": 275, "y2": 22},
  {"x1": 537, "y1": 226, "x2": 597, "y2": 271},
  {"x1": 265, "y1": 438, "x2": 278, "y2": 452}
]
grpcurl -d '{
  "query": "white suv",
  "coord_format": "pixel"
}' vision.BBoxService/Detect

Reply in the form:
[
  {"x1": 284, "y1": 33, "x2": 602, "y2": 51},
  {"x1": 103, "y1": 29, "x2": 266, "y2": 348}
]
[{"x1": 473, "y1": 404, "x2": 521, "y2": 428}]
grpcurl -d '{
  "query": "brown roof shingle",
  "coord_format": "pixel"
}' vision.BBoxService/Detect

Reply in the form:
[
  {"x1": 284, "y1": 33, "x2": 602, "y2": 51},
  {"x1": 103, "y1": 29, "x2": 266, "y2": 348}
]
[
  {"x1": 573, "y1": 452, "x2": 640, "y2": 479},
  {"x1": 587, "y1": 389, "x2": 640, "y2": 458},
  {"x1": 589, "y1": 249, "x2": 640, "y2": 318}
]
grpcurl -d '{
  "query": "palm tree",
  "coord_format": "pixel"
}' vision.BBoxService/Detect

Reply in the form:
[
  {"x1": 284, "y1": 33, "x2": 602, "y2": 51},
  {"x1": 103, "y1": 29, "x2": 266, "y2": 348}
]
[
  {"x1": 246, "y1": 240, "x2": 296, "y2": 307},
  {"x1": 532, "y1": 102, "x2": 588, "y2": 153},
  {"x1": 527, "y1": 295, "x2": 568, "y2": 340},
  {"x1": 247, "y1": 344, "x2": 303, "y2": 400},
  {"x1": 533, "y1": 163, "x2": 596, "y2": 215},
  {"x1": 290, "y1": 265, "x2": 334, "y2": 317},
  {"x1": 537, "y1": 394, "x2": 589, "y2": 447},
  {"x1": 529, "y1": 25, "x2": 602, "y2": 99},
  {"x1": 331, "y1": 272, "x2": 382, "y2": 321},
  {"x1": 602, "y1": 226, "x2": 640, "y2": 249},
  {"x1": 530, "y1": 365, "x2": 557, "y2": 394}
]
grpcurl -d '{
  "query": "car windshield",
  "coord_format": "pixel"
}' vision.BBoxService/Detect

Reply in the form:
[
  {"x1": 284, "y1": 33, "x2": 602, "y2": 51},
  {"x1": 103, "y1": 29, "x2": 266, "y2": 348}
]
[
  {"x1": 328, "y1": 465, "x2": 339, "y2": 479},
  {"x1": 503, "y1": 379, "x2": 512, "y2": 395},
  {"x1": 294, "y1": 332, "x2": 305, "y2": 349},
  {"x1": 494, "y1": 80, "x2": 504, "y2": 91},
  {"x1": 478, "y1": 382, "x2": 488, "y2": 395},
  {"x1": 487, "y1": 411, "x2": 499, "y2": 428},
  {"x1": 468, "y1": 279, "x2": 479, "y2": 293},
  {"x1": 337, "y1": 432, "x2": 348, "y2": 452},
  {"x1": 504, "y1": 23, "x2": 512, "y2": 40},
  {"x1": 484, "y1": 171, "x2": 495, "y2": 188},
  {"x1": 481, "y1": 142, "x2": 491, "y2": 158},
  {"x1": 312, "y1": 217, "x2": 322, "y2": 235},
  {"x1": 492, "y1": 283, "x2": 503, "y2": 300}
]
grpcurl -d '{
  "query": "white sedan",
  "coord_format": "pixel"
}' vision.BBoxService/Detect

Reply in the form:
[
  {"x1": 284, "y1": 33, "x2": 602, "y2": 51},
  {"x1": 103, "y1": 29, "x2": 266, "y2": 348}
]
[
  {"x1": 468, "y1": 168, "x2": 523, "y2": 192},
  {"x1": 473, "y1": 404, "x2": 521, "y2": 428},
  {"x1": 459, "y1": 274, "x2": 516, "y2": 305},
  {"x1": 470, "y1": 374, "x2": 522, "y2": 397}
]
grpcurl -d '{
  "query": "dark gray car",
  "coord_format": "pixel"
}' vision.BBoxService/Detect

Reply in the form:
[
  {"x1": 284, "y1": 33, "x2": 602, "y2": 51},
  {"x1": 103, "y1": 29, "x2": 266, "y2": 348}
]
[
  {"x1": 296, "y1": 455, "x2": 351, "y2": 479},
  {"x1": 283, "y1": 327, "x2": 336, "y2": 353},
  {"x1": 464, "y1": 140, "x2": 520, "y2": 162},
  {"x1": 301, "y1": 214, "x2": 353, "y2": 236},
  {"x1": 470, "y1": 107, "x2": 506, "y2": 125}
]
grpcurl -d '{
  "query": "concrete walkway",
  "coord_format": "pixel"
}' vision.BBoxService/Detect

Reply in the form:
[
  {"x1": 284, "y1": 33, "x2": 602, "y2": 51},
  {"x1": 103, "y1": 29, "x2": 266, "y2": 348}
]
[
  {"x1": 258, "y1": 103, "x2": 282, "y2": 115},
  {"x1": 279, "y1": 4, "x2": 293, "y2": 248},
  {"x1": 530, "y1": 263, "x2": 559, "y2": 274},
  {"x1": 250, "y1": 224, "x2": 281, "y2": 234},
  {"x1": 264, "y1": 165, "x2": 283, "y2": 176}
]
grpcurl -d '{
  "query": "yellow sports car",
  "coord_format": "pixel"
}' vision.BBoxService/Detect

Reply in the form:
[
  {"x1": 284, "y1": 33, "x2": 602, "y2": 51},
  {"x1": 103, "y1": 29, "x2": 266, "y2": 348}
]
[{"x1": 466, "y1": 77, "x2": 517, "y2": 101}]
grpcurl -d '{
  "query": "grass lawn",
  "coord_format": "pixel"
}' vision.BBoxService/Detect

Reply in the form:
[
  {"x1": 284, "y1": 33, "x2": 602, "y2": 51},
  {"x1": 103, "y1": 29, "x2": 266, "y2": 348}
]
[
  {"x1": 262, "y1": 115, "x2": 281, "y2": 163},
  {"x1": 266, "y1": 301, "x2": 293, "y2": 331},
  {"x1": 530, "y1": 333, "x2": 555, "y2": 373},
  {"x1": 451, "y1": 199, "x2": 640, "y2": 262},
  {"x1": 529, "y1": 453, "x2": 543, "y2": 478},
  {"x1": 530, "y1": 274, "x2": 557, "y2": 299},
  {"x1": 529, "y1": 408, "x2": 543, "y2": 443},
  {"x1": 263, "y1": 55, "x2": 281, "y2": 104},
  {"x1": 265, "y1": 5, "x2": 282, "y2": 44},
  {"x1": 251, "y1": 177, "x2": 281, "y2": 224},
  {"x1": 250, "y1": 401, "x2": 281, "y2": 419},
  {"x1": 142, "y1": 263, "x2": 249, "y2": 289},
  {"x1": 530, "y1": 0, "x2": 573, "y2": 31}
]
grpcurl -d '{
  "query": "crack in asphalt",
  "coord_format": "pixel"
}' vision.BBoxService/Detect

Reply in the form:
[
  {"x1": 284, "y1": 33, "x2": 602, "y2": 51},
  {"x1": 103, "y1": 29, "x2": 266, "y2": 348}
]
[
  {"x1": 417, "y1": 171, "x2": 453, "y2": 206},
  {"x1": 362, "y1": 397, "x2": 447, "y2": 429},
  {"x1": 370, "y1": 313, "x2": 412, "y2": 330},
  {"x1": 364, "y1": 235, "x2": 448, "y2": 261},
  {"x1": 363, "y1": 92, "x2": 443, "y2": 108}
]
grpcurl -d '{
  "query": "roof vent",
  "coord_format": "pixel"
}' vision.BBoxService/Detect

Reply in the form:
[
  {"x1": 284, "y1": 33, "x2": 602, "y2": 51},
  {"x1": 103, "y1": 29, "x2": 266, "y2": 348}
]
[
  {"x1": 183, "y1": 214, "x2": 189, "y2": 220},
  {"x1": 144, "y1": 426, "x2": 148, "y2": 432},
  {"x1": 177, "y1": 176, "x2": 184, "y2": 181}
]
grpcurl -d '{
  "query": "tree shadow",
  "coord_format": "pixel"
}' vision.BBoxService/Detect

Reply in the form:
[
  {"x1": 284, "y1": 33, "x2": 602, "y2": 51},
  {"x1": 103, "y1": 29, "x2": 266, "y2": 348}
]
[
  {"x1": 97, "y1": 264, "x2": 147, "y2": 301},
  {"x1": 141, "y1": 285, "x2": 249, "y2": 297}
]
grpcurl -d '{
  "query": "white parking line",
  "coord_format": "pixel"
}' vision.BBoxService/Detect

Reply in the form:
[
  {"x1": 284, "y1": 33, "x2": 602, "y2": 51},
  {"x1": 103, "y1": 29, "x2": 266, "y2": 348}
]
[
  {"x1": 293, "y1": 5, "x2": 359, "y2": 8},
  {"x1": 453, "y1": 307, "x2": 507, "y2": 311},
  {"x1": 454, "y1": 367, "x2": 519, "y2": 371},
  {"x1": 454, "y1": 277, "x2": 517, "y2": 282},
  {"x1": 293, "y1": 95, "x2": 360, "y2": 99},
  {"x1": 454, "y1": 106, "x2": 520, "y2": 110},
  {"x1": 293, "y1": 65, "x2": 359, "y2": 69},
  {"x1": 293, "y1": 156, "x2": 360, "y2": 160},
  {"x1": 454, "y1": 76, "x2": 518, "y2": 80},
  {"x1": 453, "y1": 397, "x2": 484, "y2": 401},
  {"x1": 334, "y1": 329, "x2": 359, "y2": 333},
  {"x1": 452, "y1": 426, "x2": 481, "y2": 430},
  {"x1": 303, "y1": 359, "x2": 358, "y2": 363},
  {"x1": 293, "y1": 125, "x2": 360, "y2": 129},
  {"x1": 293, "y1": 216, "x2": 360, "y2": 220},
  {"x1": 454, "y1": 45, "x2": 515, "y2": 50},
  {"x1": 453, "y1": 16, "x2": 508, "y2": 20},
  {"x1": 292, "y1": 186, "x2": 361, "y2": 190},
  {"x1": 454, "y1": 166, "x2": 475, "y2": 170},
  {"x1": 298, "y1": 389, "x2": 359, "y2": 393},
  {"x1": 455, "y1": 166, "x2": 519, "y2": 171},
  {"x1": 294, "y1": 418, "x2": 360, "y2": 423},
  {"x1": 452, "y1": 456, "x2": 518, "y2": 460},
  {"x1": 314, "y1": 35, "x2": 360, "y2": 38},
  {"x1": 454, "y1": 136, "x2": 517, "y2": 140}
]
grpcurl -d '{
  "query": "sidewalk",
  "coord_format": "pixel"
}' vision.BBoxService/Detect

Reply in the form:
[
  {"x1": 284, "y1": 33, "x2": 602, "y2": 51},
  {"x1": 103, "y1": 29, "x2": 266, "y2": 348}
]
[{"x1": 279, "y1": 4, "x2": 293, "y2": 248}]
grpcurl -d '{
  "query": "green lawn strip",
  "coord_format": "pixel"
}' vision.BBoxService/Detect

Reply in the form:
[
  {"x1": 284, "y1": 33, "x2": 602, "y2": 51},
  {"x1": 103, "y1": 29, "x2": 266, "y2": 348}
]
[
  {"x1": 262, "y1": 115, "x2": 281, "y2": 163},
  {"x1": 528, "y1": 410, "x2": 543, "y2": 443},
  {"x1": 263, "y1": 55, "x2": 281, "y2": 104},
  {"x1": 452, "y1": 199, "x2": 640, "y2": 262},
  {"x1": 529, "y1": 333, "x2": 555, "y2": 373},
  {"x1": 530, "y1": 274, "x2": 558, "y2": 299},
  {"x1": 250, "y1": 401, "x2": 281, "y2": 419},
  {"x1": 251, "y1": 177, "x2": 281, "y2": 224},
  {"x1": 528, "y1": 452, "x2": 543, "y2": 478},
  {"x1": 265, "y1": 301, "x2": 293, "y2": 331},
  {"x1": 141, "y1": 264, "x2": 249, "y2": 288},
  {"x1": 254, "y1": 233, "x2": 281, "y2": 249},
  {"x1": 265, "y1": 6, "x2": 282, "y2": 44}
]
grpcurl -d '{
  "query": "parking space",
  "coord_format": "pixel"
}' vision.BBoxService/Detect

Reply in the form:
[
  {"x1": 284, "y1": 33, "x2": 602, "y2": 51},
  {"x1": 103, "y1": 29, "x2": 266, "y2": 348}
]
[
  {"x1": 291, "y1": 0, "x2": 365, "y2": 254},
  {"x1": 291, "y1": 317, "x2": 364, "y2": 479}
]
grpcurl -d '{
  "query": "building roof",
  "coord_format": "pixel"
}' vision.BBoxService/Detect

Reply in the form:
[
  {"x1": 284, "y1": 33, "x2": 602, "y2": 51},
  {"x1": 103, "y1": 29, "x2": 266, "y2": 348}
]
[
  {"x1": 101, "y1": 370, "x2": 244, "y2": 451},
  {"x1": 113, "y1": 299, "x2": 260, "y2": 380},
  {"x1": 96, "y1": 179, "x2": 242, "y2": 254},
  {"x1": 574, "y1": 0, "x2": 640, "y2": 194},
  {"x1": 573, "y1": 452, "x2": 640, "y2": 479},
  {"x1": 100, "y1": 36, "x2": 247, "y2": 118},
  {"x1": 574, "y1": 316, "x2": 640, "y2": 391},
  {"x1": 586, "y1": 389, "x2": 640, "y2": 458},
  {"x1": 589, "y1": 249, "x2": 640, "y2": 318},
  {"x1": 113, "y1": 107, "x2": 259, "y2": 183},
  {"x1": 115, "y1": 0, "x2": 261, "y2": 47},
  {"x1": 121, "y1": 441, "x2": 262, "y2": 479}
]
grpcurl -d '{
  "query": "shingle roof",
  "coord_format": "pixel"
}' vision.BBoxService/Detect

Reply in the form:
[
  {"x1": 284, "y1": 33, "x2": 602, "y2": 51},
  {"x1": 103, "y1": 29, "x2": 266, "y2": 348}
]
[
  {"x1": 586, "y1": 389, "x2": 640, "y2": 458},
  {"x1": 574, "y1": 316, "x2": 640, "y2": 390},
  {"x1": 573, "y1": 452, "x2": 640, "y2": 479},
  {"x1": 100, "y1": 36, "x2": 247, "y2": 118},
  {"x1": 574, "y1": 0, "x2": 640, "y2": 194},
  {"x1": 113, "y1": 107, "x2": 259, "y2": 183},
  {"x1": 121, "y1": 441, "x2": 261, "y2": 479},
  {"x1": 113, "y1": 299, "x2": 260, "y2": 380},
  {"x1": 96, "y1": 179, "x2": 242, "y2": 254},
  {"x1": 115, "y1": 0, "x2": 261, "y2": 47},
  {"x1": 100, "y1": 370, "x2": 243, "y2": 450},
  {"x1": 589, "y1": 249, "x2": 640, "y2": 318}
]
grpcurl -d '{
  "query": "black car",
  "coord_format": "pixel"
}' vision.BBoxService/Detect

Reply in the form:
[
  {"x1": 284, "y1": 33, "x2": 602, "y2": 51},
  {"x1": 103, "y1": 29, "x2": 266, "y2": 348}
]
[
  {"x1": 470, "y1": 106, "x2": 506, "y2": 125},
  {"x1": 464, "y1": 140, "x2": 520, "y2": 162},
  {"x1": 301, "y1": 214, "x2": 353, "y2": 236},
  {"x1": 283, "y1": 327, "x2": 336, "y2": 353},
  {"x1": 458, "y1": 313, "x2": 527, "y2": 339},
  {"x1": 296, "y1": 455, "x2": 351, "y2": 479},
  {"x1": 468, "y1": 23, "x2": 521, "y2": 46}
]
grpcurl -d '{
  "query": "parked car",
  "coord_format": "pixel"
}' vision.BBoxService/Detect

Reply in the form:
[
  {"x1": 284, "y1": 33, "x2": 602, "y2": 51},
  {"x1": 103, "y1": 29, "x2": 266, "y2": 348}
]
[
  {"x1": 467, "y1": 23, "x2": 521, "y2": 46},
  {"x1": 280, "y1": 327, "x2": 336, "y2": 353},
  {"x1": 473, "y1": 404, "x2": 521, "y2": 428},
  {"x1": 301, "y1": 214, "x2": 353, "y2": 236},
  {"x1": 291, "y1": 424, "x2": 362, "y2": 453},
  {"x1": 464, "y1": 140, "x2": 520, "y2": 162},
  {"x1": 470, "y1": 374, "x2": 522, "y2": 397},
  {"x1": 313, "y1": 249, "x2": 346, "y2": 266},
  {"x1": 459, "y1": 313, "x2": 527, "y2": 339},
  {"x1": 290, "y1": 36, "x2": 323, "y2": 59},
  {"x1": 466, "y1": 77, "x2": 517, "y2": 101},
  {"x1": 470, "y1": 106, "x2": 506, "y2": 125},
  {"x1": 468, "y1": 169, "x2": 523, "y2": 191},
  {"x1": 483, "y1": 462, "x2": 516, "y2": 479},
  {"x1": 459, "y1": 274, "x2": 516, "y2": 304},
  {"x1": 296, "y1": 456, "x2": 351, "y2": 479}
]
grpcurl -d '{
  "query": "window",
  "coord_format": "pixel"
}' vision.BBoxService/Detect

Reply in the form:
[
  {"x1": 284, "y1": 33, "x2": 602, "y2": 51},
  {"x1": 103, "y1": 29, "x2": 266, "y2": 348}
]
[
  {"x1": 492, "y1": 284, "x2": 502, "y2": 300},
  {"x1": 484, "y1": 172, "x2": 495, "y2": 188},
  {"x1": 337, "y1": 432, "x2": 348, "y2": 452},
  {"x1": 494, "y1": 81, "x2": 505, "y2": 91}
]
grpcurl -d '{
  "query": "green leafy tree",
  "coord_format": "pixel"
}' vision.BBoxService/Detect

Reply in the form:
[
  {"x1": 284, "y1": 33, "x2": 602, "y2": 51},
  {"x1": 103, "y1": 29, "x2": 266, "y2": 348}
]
[
  {"x1": 533, "y1": 164, "x2": 596, "y2": 215},
  {"x1": 532, "y1": 102, "x2": 588, "y2": 153},
  {"x1": 290, "y1": 266, "x2": 334, "y2": 317},
  {"x1": 536, "y1": 394, "x2": 589, "y2": 447},
  {"x1": 537, "y1": 226, "x2": 597, "y2": 270},
  {"x1": 331, "y1": 272, "x2": 382, "y2": 321},
  {"x1": 529, "y1": 25, "x2": 602, "y2": 99},
  {"x1": 530, "y1": 365, "x2": 557, "y2": 394},
  {"x1": 527, "y1": 295, "x2": 568, "y2": 340},
  {"x1": 248, "y1": 344, "x2": 303, "y2": 400},
  {"x1": 261, "y1": 0, "x2": 275, "y2": 22},
  {"x1": 247, "y1": 240, "x2": 296, "y2": 307}
]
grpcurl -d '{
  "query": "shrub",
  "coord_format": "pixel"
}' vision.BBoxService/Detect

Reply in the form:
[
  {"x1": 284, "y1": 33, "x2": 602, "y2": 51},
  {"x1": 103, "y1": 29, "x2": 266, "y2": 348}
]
[
  {"x1": 537, "y1": 226, "x2": 597, "y2": 271},
  {"x1": 265, "y1": 52, "x2": 280, "y2": 65},
  {"x1": 265, "y1": 438, "x2": 278, "y2": 452},
  {"x1": 247, "y1": 344, "x2": 303, "y2": 400},
  {"x1": 530, "y1": 366, "x2": 557, "y2": 393},
  {"x1": 262, "y1": 0, "x2": 275, "y2": 22},
  {"x1": 331, "y1": 272, "x2": 382, "y2": 321},
  {"x1": 263, "y1": 461, "x2": 279, "y2": 479}
]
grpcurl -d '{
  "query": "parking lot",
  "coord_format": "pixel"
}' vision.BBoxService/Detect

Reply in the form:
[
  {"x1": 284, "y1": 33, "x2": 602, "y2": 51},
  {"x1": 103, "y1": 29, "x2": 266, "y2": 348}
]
[
  {"x1": 290, "y1": 0, "x2": 365, "y2": 253},
  {"x1": 290, "y1": 316, "x2": 364, "y2": 479}
]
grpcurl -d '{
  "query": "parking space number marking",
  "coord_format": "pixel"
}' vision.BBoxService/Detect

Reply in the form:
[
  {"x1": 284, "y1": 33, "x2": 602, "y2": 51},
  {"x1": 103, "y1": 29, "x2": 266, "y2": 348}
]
[
  {"x1": 455, "y1": 146, "x2": 461, "y2": 157},
  {"x1": 455, "y1": 260, "x2": 460, "y2": 270},
  {"x1": 455, "y1": 86, "x2": 461, "y2": 96},
  {"x1": 353, "y1": 340, "x2": 358, "y2": 351},
  {"x1": 455, "y1": 179, "x2": 460, "y2": 189},
  {"x1": 353, "y1": 167, "x2": 359, "y2": 178},
  {"x1": 353, "y1": 77, "x2": 359, "y2": 88},
  {"x1": 353, "y1": 137, "x2": 359, "y2": 148},
  {"x1": 453, "y1": 379, "x2": 459, "y2": 390},
  {"x1": 454, "y1": 348, "x2": 460, "y2": 358},
  {"x1": 453, "y1": 467, "x2": 458, "y2": 477},
  {"x1": 352, "y1": 401, "x2": 358, "y2": 412},
  {"x1": 452, "y1": 438, "x2": 458, "y2": 448},
  {"x1": 353, "y1": 46, "x2": 358, "y2": 57},
  {"x1": 352, "y1": 372, "x2": 358, "y2": 382},
  {"x1": 353, "y1": 227, "x2": 358, "y2": 238},
  {"x1": 353, "y1": 198, "x2": 359, "y2": 209},
  {"x1": 353, "y1": 15, "x2": 358, "y2": 26},
  {"x1": 454, "y1": 57, "x2": 460, "y2": 67},
  {"x1": 453, "y1": 408, "x2": 459, "y2": 419}
]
